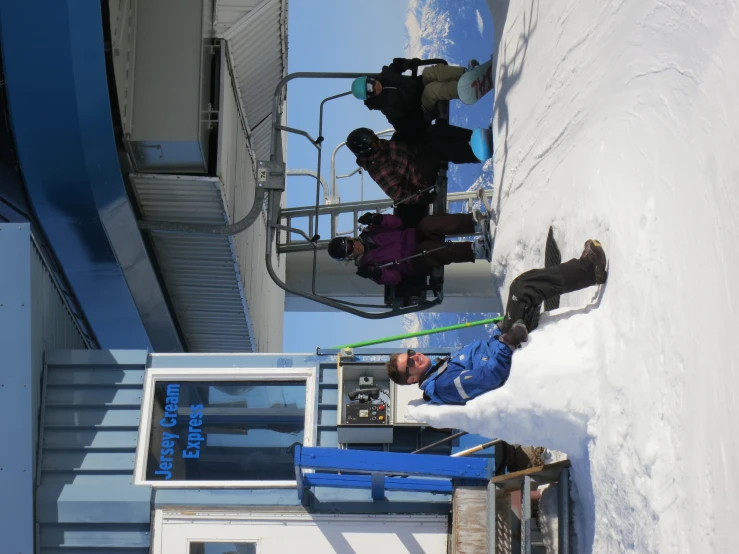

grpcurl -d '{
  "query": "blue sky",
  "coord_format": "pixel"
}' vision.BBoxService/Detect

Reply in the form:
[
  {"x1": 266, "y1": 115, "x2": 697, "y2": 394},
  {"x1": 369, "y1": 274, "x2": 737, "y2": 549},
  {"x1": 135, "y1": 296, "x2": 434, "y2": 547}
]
[{"x1": 282, "y1": 0, "x2": 413, "y2": 353}]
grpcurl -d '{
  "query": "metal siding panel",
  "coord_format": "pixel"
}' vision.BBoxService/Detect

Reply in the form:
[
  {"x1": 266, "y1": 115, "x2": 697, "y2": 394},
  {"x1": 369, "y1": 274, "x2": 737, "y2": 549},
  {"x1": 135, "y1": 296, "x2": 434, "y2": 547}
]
[
  {"x1": 31, "y1": 238, "x2": 88, "y2": 456},
  {"x1": 0, "y1": 224, "x2": 33, "y2": 554},
  {"x1": 39, "y1": 523, "x2": 151, "y2": 548},
  {"x1": 42, "y1": 452, "x2": 136, "y2": 472},
  {"x1": 47, "y1": 368, "x2": 145, "y2": 386},
  {"x1": 214, "y1": 0, "x2": 263, "y2": 36},
  {"x1": 44, "y1": 408, "x2": 142, "y2": 429},
  {"x1": 155, "y1": 487, "x2": 300, "y2": 507},
  {"x1": 40, "y1": 549, "x2": 148, "y2": 554},
  {"x1": 45, "y1": 387, "x2": 143, "y2": 407},
  {"x1": 45, "y1": 349, "x2": 149, "y2": 367},
  {"x1": 40, "y1": 473, "x2": 138, "y2": 487},
  {"x1": 37, "y1": 483, "x2": 152, "y2": 524},
  {"x1": 37, "y1": 353, "x2": 152, "y2": 552},
  {"x1": 44, "y1": 430, "x2": 140, "y2": 450}
]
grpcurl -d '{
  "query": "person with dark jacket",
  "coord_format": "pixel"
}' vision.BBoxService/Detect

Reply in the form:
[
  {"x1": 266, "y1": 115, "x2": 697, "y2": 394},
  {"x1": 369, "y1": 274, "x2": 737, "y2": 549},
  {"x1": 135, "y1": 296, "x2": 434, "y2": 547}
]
[
  {"x1": 351, "y1": 58, "x2": 469, "y2": 138},
  {"x1": 326, "y1": 213, "x2": 490, "y2": 286},
  {"x1": 346, "y1": 126, "x2": 482, "y2": 204},
  {"x1": 385, "y1": 240, "x2": 609, "y2": 404}
]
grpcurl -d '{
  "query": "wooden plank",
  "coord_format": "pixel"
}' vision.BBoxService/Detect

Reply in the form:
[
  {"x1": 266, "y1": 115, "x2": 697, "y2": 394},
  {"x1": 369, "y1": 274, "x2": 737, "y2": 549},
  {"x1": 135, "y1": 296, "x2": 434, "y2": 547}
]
[
  {"x1": 452, "y1": 485, "x2": 489, "y2": 554},
  {"x1": 558, "y1": 467, "x2": 570, "y2": 554},
  {"x1": 521, "y1": 476, "x2": 531, "y2": 554},
  {"x1": 46, "y1": 368, "x2": 145, "y2": 386},
  {"x1": 44, "y1": 430, "x2": 139, "y2": 450},
  {"x1": 45, "y1": 387, "x2": 143, "y2": 407},
  {"x1": 492, "y1": 460, "x2": 571, "y2": 493}
]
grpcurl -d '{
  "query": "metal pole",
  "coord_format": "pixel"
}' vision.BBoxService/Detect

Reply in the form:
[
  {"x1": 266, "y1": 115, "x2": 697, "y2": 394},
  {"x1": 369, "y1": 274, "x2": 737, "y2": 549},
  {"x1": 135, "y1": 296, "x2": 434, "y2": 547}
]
[
  {"x1": 377, "y1": 242, "x2": 453, "y2": 269},
  {"x1": 314, "y1": 91, "x2": 353, "y2": 295},
  {"x1": 450, "y1": 439, "x2": 502, "y2": 457},
  {"x1": 326, "y1": 316, "x2": 503, "y2": 350},
  {"x1": 410, "y1": 431, "x2": 468, "y2": 454}
]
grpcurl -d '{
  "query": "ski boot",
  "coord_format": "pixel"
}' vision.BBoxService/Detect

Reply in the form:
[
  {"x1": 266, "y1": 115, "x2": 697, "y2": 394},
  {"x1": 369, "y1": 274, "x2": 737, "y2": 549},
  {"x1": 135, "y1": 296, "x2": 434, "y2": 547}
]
[
  {"x1": 581, "y1": 239, "x2": 608, "y2": 284},
  {"x1": 499, "y1": 320, "x2": 528, "y2": 350},
  {"x1": 473, "y1": 236, "x2": 492, "y2": 262}
]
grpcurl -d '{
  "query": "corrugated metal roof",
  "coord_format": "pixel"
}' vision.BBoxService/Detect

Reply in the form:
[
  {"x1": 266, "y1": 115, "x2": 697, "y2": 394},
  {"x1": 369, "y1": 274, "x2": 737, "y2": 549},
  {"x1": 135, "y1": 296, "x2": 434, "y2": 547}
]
[
  {"x1": 131, "y1": 174, "x2": 256, "y2": 352},
  {"x1": 217, "y1": 37, "x2": 285, "y2": 352},
  {"x1": 215, "y1": 0, "x2": 287, "y2": 161}
]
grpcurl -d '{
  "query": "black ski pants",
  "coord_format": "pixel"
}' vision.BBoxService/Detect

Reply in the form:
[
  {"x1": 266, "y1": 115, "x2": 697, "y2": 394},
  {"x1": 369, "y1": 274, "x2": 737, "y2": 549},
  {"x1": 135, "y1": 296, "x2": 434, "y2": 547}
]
[
  {"x1": 415, "y1": 124, "x2": 479, "y2": 164},
  {"x1": 411, "y1": 213, "x2": 476, "y2": 273},
  {"x1": 501, "y1": 258, "x2": 598, "y2": 332}
]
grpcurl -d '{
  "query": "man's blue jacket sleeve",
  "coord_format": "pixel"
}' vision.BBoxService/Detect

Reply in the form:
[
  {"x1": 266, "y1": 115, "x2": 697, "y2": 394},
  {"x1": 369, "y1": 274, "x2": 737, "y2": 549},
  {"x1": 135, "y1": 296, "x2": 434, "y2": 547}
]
[{"x1": 419, "y1": 330, "x2": 514, "y2": 405}]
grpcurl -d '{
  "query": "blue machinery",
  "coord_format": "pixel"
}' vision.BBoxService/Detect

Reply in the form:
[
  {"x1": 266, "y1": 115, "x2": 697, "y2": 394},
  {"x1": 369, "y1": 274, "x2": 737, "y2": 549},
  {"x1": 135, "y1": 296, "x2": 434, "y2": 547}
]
[
  {"x1": 294, "y1": 445, "x2": 573, "y2": 554},
  {"x1": 293, "y1": 445, "x2": 492, "y2": 502}
]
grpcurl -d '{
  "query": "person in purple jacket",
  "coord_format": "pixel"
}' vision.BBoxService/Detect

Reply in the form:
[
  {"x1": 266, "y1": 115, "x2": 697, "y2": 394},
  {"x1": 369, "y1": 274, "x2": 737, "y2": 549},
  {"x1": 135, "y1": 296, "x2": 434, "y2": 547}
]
[{"x1": 326, "y1": 212, "x2": 490, "y2": 285}]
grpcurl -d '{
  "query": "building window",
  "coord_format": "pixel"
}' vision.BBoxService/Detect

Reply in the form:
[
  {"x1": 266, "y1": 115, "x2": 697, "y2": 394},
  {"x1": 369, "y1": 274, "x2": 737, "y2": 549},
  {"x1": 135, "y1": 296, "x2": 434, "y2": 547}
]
[
  {"x1": 135, "y1": 368, "x2": 316, "y2": 488},
  {"x1": 189, "y1": 542, "x2": 257, "y2": 554}
]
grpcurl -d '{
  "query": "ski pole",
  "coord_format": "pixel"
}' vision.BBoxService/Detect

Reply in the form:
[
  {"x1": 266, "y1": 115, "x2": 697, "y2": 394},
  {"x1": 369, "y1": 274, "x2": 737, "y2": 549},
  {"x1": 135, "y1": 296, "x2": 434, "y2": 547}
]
[
  {"x1": 377, "y1": 241, "x2": 453, "y2": 268},
  {"x1": 393, "y1": 183, "x2": 437, "y2": 207},
  {"x1": 327, "y1": 316, "x2": 503, "y2": 350},
  {"x1": 451, "y1": 439, "x2": 502, "y2": 457},
  {"x1": 411, "y1": 431, "x2": 468, "y2": 454}
]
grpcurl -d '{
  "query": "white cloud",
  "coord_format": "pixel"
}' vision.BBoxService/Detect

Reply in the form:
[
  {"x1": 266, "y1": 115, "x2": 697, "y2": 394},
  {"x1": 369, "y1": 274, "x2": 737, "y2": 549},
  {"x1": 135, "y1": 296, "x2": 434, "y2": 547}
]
[
  {"x1": 404, "y1": 4, "x2": 423, "y2": 58},
  {"x1": 476, "y1": 9, "x2": 484, "y2": 36},
  {"x1": 403, "y1": 0, "x2": 454, "y2": 62}
]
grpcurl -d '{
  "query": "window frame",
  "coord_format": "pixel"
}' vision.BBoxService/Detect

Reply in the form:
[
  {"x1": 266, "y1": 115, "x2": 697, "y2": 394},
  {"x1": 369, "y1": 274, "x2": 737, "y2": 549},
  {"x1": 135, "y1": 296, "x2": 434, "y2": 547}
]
[{"x1": 134, "y1": 367, "x2": 317, "y2": 488}]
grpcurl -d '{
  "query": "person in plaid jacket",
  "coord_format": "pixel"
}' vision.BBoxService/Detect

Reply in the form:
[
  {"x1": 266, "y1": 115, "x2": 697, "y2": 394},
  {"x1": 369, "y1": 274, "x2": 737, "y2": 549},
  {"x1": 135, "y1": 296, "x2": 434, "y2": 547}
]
[{"x1": 346, "y1": 125, "x2": 482, "y2": 205}]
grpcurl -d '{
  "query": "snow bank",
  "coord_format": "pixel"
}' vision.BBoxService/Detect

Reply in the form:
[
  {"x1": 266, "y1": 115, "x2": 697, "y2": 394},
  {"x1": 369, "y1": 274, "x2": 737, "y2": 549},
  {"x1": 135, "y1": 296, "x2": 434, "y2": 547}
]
[{"x1": 411, "y1": 0, "x2": 739, "y2": 552}]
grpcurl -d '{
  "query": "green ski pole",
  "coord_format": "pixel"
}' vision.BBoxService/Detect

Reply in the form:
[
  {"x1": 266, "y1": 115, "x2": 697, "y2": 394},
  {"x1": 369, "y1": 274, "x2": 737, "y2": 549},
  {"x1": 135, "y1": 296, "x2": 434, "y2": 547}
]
[{"x1": 328, "y1": 316, "x2": 503, "y2": 350}]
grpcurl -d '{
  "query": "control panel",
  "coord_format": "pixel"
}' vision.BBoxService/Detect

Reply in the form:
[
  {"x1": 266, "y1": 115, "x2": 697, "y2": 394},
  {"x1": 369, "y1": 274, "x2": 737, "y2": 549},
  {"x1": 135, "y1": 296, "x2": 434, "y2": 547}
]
[{"x1": 344, "y1": 401, "x2": 388, "y2": 424}]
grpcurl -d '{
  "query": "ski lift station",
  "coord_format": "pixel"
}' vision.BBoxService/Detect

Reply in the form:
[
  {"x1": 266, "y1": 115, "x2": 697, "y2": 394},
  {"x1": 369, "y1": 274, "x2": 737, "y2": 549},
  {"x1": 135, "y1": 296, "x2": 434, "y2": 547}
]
[{"x1": 0, "y1": 1, "x2": 570, "y2": 553}]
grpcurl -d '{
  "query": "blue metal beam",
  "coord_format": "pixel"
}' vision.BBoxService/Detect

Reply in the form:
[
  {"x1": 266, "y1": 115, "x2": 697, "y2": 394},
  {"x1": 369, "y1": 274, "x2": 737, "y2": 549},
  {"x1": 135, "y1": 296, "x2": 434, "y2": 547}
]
[
  {"x1": 0, "y1": 0, "x2": 181, "y2": 351},
  {"x1": 295, "y1": 445, "x2": 493, "y2": 480},
  {"x1": 304, "y1": 473, "x2": 453, "y2": 495},
  {"x1": 370, "y1": 473, "x2": 385, "y2": 500}
]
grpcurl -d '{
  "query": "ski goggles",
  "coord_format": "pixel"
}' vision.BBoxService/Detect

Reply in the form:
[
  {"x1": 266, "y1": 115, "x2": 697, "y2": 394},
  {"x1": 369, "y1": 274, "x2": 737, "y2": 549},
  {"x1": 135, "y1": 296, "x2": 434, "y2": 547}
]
[{"x1": 365, "y1": 77, "x2": 377, "y2": 98}]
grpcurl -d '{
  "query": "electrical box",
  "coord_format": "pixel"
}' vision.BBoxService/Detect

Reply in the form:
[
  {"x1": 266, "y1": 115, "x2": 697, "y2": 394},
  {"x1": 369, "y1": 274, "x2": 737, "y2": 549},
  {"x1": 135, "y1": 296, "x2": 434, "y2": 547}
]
[{"x1": 337, "y1": 363, "x2": 393, "y2": 445}]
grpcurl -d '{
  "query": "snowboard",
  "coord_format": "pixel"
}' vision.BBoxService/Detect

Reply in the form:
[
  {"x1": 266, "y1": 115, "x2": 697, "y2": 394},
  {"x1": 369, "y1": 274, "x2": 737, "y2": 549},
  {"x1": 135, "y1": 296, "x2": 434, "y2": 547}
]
[
  {"x1": 457, "y1": 56, "x2": 494, "y2": 105},
  {"x1": 470, "y1": 127, "x2": 493, "y2": 162}
]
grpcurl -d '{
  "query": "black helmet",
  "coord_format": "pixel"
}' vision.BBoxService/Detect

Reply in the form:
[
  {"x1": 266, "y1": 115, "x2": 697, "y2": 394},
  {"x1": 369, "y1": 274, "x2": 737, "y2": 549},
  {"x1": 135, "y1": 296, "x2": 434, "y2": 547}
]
[
  {"x1": 346, "y1": 128, "x2": 377, "y2": 156},
  {"x1": 327, "y1": 237, "x2": 353, "y2": 260}
]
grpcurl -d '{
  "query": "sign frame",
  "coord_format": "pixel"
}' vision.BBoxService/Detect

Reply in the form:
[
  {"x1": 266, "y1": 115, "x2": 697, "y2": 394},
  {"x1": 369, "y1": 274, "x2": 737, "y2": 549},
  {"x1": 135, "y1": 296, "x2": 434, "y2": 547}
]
[{"x1": 133, "y1": 366, "x2": 317, "y2": 488}]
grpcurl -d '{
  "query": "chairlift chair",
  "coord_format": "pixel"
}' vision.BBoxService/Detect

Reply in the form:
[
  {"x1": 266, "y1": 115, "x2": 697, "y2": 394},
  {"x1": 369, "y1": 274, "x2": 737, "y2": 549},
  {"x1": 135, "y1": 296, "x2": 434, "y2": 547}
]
[{"x1": 138, "y1": 59, "x2": 452, "y2": 319}]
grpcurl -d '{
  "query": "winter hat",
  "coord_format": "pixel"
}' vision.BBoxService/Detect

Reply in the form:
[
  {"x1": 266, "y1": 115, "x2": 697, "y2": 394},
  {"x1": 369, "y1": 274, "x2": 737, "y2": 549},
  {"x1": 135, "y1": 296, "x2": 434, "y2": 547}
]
[{"x1": 351, "y1": 77, "x2": 377, "y2": 100}]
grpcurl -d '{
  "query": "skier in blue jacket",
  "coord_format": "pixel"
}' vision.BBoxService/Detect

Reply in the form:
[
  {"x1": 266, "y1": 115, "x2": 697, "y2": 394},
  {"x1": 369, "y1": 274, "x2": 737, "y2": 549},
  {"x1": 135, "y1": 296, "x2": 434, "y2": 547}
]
[{"x1": 385, "y1": 239, "x2": 609, "y2": 405}]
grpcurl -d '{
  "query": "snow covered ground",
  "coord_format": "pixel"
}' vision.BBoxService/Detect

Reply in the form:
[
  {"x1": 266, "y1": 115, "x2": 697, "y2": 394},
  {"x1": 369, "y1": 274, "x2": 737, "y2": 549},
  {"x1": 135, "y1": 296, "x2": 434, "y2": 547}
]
[{"x1": 410, "y1": 0, "x2": 739, "y2": 552}]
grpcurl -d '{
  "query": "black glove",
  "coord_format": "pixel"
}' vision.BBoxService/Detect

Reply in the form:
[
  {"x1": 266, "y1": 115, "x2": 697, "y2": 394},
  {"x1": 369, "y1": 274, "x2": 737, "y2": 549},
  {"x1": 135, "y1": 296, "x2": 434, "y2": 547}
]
[
  {"x1": 358, "y1": 212, "x2": 382, "y2": 226},
  {"x1": 388, "y1": 58, "x2": 407, "y2": 73},
  {"x1": 389, "y1": 57, "x2": 420, "y2": 73},
  {"x1": 356, "y1": 265, "x2": 382, "y2": 281}
]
